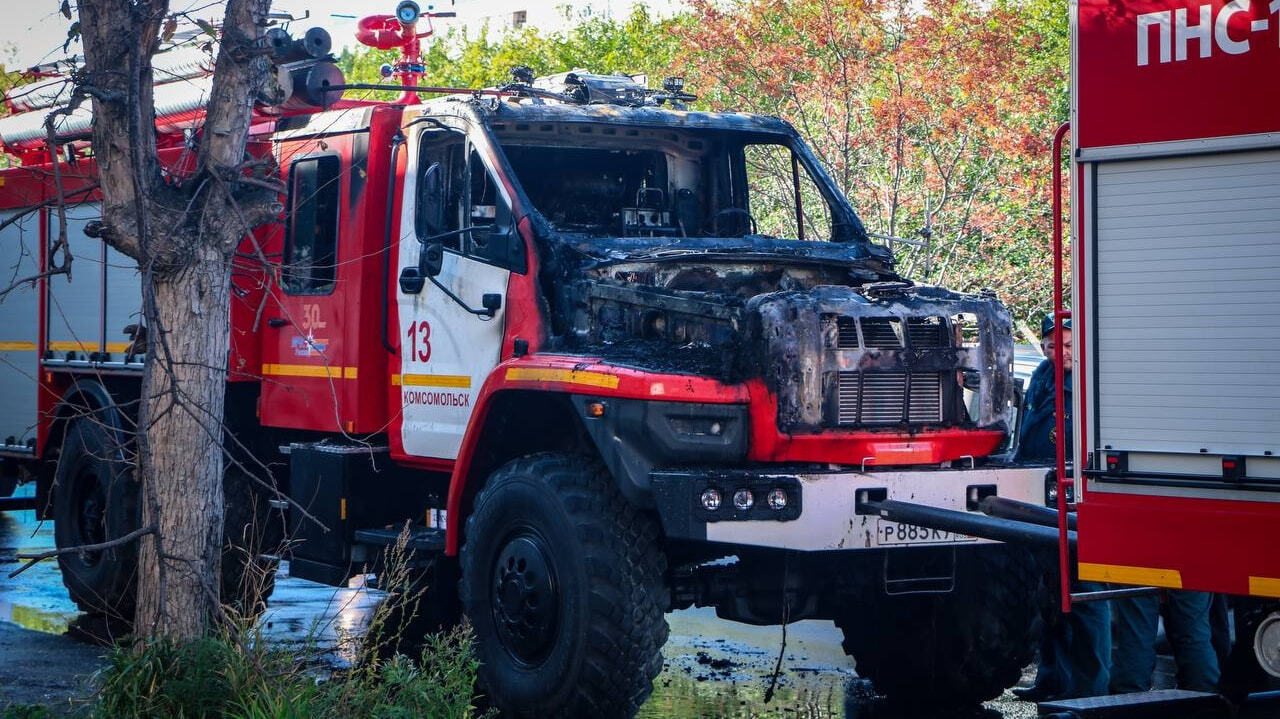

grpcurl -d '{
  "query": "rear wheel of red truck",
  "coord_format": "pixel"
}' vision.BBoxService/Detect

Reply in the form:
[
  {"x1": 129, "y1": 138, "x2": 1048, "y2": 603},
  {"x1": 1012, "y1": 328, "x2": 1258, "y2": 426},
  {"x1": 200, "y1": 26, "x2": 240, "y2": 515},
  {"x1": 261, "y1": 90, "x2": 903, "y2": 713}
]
[
  {"x1": 460, "y1": 452, "x2": 669, "y2": 718},
  {"x1": 53, "y1": 417, "x2": 280, "y2": 623},
  {"x1": 836, "y1": 543, "x2": 1046, "y2": 709},
  {"x1": 53, "y1": 419, "x2": 140, "y2": 619}
]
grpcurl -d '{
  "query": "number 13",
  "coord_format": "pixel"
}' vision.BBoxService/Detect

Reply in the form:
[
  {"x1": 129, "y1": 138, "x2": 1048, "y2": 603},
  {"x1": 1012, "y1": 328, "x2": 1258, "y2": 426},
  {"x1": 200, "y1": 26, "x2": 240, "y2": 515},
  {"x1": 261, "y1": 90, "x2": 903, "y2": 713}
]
[{"x1": 407, "y1": 320, "x2": 431, "y2": 362}]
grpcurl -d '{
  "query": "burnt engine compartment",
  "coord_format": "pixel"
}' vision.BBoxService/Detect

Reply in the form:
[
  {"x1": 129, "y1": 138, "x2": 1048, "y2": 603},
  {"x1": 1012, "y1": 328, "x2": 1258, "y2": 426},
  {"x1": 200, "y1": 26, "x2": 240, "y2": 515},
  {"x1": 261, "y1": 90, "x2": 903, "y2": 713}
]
[{"x1": 554, "y1": 252, "x2": 1014, "y2": 435}]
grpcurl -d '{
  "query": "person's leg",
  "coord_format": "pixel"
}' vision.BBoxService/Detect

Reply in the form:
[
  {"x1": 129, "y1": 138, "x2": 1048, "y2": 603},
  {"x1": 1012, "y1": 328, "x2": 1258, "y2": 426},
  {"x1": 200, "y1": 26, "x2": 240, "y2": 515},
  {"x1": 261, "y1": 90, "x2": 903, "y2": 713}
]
[
  {"x1": 1017, "y1": 619, "x2": 1068, "y2": 700},
  {"x1": 1062, "y1": 581, "x2": 1110, "y2": 697},
  {"x1": 1110, "y1": 593, "x2": 1160, "y2": 693},
  {"x1": 1165, "y1": 590, "x2": 1221, "y2": 692},
  {"x1": 1209, "y1": 593, "x2": 1231, "y2": 669}
]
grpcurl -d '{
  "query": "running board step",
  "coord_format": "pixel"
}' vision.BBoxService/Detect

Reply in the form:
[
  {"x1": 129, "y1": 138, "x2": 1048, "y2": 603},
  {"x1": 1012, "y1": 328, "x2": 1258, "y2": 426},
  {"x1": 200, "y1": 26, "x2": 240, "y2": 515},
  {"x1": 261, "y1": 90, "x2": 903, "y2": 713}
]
[
  {"x1": 353, "y1": 526, "x2": 445, "y2": 553},
  {"x1": 1038, "y1": 689, "x2": 1228, "y2": 718}
]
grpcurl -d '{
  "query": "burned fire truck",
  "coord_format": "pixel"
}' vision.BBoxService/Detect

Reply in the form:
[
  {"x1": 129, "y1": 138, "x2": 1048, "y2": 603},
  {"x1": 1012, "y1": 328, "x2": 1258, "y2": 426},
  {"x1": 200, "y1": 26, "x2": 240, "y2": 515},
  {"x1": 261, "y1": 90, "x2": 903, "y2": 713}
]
[{"x1": 0, "y1": 3, "x2": 1058, "y2": 715}]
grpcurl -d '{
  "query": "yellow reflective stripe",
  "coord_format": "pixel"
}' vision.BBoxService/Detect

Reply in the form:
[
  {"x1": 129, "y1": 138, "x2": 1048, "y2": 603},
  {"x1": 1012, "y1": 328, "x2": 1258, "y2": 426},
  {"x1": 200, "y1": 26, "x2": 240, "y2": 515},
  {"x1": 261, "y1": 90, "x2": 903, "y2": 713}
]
[
  {"x1": 1078, "y1": 562, "x2": 1183, "y2": 589},
  {"x1": 1249, "y1": 576, "x2": 1280, "y2": 598},
  {"x1": 392, "y1": 373, "x2": 472, "y2": 388},
  {"x1": 0, "y1": 341, "x2": 37, "y2": 351},
  {"x1": 47, "y1": 341, "x2": 98, "y2": 352},
  {"x1": 37, "y1": 341, "x2": 134, "y2": 353},
  {"x1": 262, "y1": 363, "x2": 358, "y2": 379},
  {"x1": 505, "y1": 366, "x2": 620, "y2": 390}
]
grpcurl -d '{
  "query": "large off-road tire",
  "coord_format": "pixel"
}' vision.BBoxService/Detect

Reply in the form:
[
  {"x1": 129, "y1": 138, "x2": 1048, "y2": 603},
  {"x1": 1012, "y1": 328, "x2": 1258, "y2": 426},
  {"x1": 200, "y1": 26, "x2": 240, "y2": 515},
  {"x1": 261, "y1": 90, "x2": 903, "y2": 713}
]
[
  {"x1": 460, "y1": 453, "x2": 669, "y2": 718},
  {"x1": 55, "y1": 418, "x2": 281, "y2": 621},
  {"x1": 836, "y1": 543, "x2": 1045, "y2": 708},
  {"x1": 53, "y1": 419, "x2": 140, "y2": 618}
]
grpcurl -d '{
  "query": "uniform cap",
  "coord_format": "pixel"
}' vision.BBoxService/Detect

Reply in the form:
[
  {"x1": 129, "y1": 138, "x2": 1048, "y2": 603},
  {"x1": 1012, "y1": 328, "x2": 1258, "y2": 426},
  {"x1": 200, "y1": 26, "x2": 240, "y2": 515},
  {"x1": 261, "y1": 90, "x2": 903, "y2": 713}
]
[{"x1": 1041, "y1": 314, "x2": 1072, "y2": 338}]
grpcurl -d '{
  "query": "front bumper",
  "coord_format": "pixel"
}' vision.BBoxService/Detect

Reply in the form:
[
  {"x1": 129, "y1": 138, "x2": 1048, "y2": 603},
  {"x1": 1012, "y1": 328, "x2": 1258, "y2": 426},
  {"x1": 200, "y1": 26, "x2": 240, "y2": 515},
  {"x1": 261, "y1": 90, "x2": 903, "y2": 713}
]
[{"x1": 651, "y1": 464, "x2": 1047, "y2": 551}]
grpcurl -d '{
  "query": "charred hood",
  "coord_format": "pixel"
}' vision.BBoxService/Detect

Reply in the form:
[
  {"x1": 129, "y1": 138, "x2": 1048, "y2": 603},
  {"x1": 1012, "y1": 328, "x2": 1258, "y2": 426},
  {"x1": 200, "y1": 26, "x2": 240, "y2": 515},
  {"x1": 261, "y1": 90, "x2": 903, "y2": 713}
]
[{"x1": 546, "y1": 241, "x2": 1014, "y2": 435}]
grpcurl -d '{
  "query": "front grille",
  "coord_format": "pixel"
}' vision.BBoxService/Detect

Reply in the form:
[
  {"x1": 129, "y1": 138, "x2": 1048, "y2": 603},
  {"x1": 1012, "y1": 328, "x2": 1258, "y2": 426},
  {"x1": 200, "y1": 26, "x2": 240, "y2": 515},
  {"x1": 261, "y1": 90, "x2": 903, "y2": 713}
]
[
  {"x1": 907, "y1": 317, "x2": 947, "y2": 348},
  {"x1": 835, "y1": 371, "x2": 944, "y2": 425},
  {"x1": 835, "y1": 316, "x2": 859, "y2": 348},
  {"x1": 860, "y1": 318, "x2": 902, "y2": 348},
  {"x1": 828, "y1": 315, "x2": 950, "y2": 350}
]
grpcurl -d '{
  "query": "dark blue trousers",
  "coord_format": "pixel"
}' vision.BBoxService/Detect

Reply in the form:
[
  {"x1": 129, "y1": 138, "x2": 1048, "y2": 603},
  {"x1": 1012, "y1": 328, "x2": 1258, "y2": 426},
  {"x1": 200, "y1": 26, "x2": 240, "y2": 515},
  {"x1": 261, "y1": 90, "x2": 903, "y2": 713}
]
[
  {"x1": 1110, "y1": 590, "x2": 1220, "y2": 693},
  {"x1": 1031, "y1": 580, "x2": 1111, "y2": 699}
]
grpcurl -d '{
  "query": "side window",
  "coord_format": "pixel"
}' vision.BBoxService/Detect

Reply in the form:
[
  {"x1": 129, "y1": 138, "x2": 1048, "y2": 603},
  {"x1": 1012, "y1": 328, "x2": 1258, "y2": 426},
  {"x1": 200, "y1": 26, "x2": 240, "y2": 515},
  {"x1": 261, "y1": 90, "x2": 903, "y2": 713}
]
[
  {"x1": 743, "y1": 143, "x2": 832, "y2": 241},
  {"x1": 415, "y1": 133, "x2": 465, "y2": 249},
  {"x1": 283, "y1": 155, "x2": 341, "y2": 294},
  {"x1": 465, "y1": 148, "x2": 508, "y2": 261},
  {"x1": 414, "y1": 134, "x2": 517, "y2": 268}
]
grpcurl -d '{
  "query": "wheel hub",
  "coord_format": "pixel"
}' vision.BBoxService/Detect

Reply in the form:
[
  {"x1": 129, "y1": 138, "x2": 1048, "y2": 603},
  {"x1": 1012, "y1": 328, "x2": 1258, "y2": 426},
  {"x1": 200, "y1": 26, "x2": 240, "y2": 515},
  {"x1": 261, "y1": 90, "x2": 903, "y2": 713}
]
[
  {"x1": 491, "y1": 533, "x2": 558, "y2": 664},
  {"x1": 73, "y1": 468, "x2": 107, "y2": 567}
]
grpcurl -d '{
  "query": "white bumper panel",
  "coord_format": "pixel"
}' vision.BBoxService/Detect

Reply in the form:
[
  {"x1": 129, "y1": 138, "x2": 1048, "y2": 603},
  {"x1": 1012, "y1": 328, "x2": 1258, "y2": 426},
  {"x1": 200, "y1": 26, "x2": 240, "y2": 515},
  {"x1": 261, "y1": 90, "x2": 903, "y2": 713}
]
[{"x1": 703, "y1": 466, "x2": 1047, "y2": 551}]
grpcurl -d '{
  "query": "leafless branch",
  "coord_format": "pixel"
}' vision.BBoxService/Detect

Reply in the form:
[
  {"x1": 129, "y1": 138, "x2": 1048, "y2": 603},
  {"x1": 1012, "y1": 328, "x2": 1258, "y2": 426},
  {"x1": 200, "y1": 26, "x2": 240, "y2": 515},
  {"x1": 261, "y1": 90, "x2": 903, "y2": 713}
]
[{"x1": 10, "y1": 525, "x2": 158, "y2": 578}]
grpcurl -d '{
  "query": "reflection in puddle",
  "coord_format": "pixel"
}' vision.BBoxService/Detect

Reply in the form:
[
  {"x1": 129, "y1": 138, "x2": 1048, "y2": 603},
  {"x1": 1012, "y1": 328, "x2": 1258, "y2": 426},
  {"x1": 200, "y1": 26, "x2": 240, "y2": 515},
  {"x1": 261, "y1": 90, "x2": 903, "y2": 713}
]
[
  {"x1": 256, "y1": 565, "x2": 386, "y2": 667},
  {"x1": 0, "y1": 600, "x2": 77, "y2": 635},
  {"x1": 645, "y1": 671, "x2": 846, "y2": 718}
]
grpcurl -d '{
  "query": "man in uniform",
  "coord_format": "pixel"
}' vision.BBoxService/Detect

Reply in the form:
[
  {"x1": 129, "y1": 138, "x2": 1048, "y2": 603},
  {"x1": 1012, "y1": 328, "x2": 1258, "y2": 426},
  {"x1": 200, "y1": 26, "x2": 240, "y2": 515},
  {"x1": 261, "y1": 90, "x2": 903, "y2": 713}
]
[{"x1": 1014, "y1": 316, "x2": 1111, "y2": 701}]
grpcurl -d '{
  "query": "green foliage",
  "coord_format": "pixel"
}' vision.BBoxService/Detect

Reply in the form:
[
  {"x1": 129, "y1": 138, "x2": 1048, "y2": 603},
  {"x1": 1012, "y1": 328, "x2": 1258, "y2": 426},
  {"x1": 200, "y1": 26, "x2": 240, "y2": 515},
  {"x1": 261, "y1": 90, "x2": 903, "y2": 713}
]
[
  {"x1": 92, "y1": 526, "x2": 484, "y2": 719},
  {"x1": 0, "y1": 706, "x2": 54, "y2": 719},
  {"x1": 94, "y1": 636, "x2": 250, "y2": 718},
  {"x1": 91, "y1": 625, "x2": 484, "y2": 719},
  {"x1": 337, "y1": 6, "x2": 685, "y2": 100}
]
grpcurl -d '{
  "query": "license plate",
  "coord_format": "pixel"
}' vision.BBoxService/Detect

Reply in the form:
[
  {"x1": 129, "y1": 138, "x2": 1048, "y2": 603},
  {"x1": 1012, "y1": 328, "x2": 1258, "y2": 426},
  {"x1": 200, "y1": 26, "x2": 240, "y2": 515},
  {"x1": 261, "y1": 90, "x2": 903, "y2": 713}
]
[{"x1": 876, "y1": 520, "x2": 977, "y2": 546}]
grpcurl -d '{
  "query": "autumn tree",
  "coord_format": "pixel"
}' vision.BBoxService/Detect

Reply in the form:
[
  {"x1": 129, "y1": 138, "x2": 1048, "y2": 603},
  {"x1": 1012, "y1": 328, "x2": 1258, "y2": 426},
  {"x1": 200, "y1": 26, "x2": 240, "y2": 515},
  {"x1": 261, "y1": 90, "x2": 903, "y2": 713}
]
[
  {"x1": 680, "y1": 0, "x2": 1067, "y2": 333},
  {"x1": 74, "y1": 0, "x2": 280, "y2": 638}
]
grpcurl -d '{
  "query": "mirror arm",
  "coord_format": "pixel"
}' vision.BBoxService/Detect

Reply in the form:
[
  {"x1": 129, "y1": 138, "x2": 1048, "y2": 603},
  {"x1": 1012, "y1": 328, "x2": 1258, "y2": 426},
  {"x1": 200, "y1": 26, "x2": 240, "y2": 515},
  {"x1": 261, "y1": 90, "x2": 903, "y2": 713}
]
[
  {"x1": 418, "y1": 226, "x2": 474, "y2": 245},
  {"x1": 426, "y1": 274, "x2": 500, "y2": 318}
]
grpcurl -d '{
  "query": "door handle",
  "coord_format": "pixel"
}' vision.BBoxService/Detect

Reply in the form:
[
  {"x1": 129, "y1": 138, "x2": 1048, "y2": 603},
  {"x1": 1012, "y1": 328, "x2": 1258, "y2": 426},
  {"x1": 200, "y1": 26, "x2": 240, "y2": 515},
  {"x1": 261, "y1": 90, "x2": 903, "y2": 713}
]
[{"x1": 267, "y1": 318, "x2": 290, "y2": 328}]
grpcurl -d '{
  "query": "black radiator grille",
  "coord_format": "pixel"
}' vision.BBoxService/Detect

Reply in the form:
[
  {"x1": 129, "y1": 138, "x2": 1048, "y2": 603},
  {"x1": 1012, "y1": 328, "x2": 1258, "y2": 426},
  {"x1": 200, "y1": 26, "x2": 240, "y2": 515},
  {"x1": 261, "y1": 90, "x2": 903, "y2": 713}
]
[
  {"x1": 835, "y1": 316, "x2": 858, "y2": 348},
  {"x1": 859, "y1": 318, "x2": 902, "y2": 348},
  {"x1": 906, "y1": 317, "x2": 948, "y2": 348},
  {"x1": 829, "y1": 315, "x2": 950, "y2": 350},
  {"x1": 834, "y1": 371, "x2": 944, "y2": 425}
]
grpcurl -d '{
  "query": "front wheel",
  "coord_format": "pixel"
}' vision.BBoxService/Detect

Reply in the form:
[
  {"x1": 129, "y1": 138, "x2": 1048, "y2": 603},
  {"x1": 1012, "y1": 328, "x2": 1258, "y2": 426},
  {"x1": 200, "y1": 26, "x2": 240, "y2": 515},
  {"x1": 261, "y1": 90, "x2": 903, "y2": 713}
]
[
  {"x1": 836, "y1": 544, "x2": 1046, "y2": 708},
  {"x1": 460, "y1": 453, "x2": 668, "y2": 718}
]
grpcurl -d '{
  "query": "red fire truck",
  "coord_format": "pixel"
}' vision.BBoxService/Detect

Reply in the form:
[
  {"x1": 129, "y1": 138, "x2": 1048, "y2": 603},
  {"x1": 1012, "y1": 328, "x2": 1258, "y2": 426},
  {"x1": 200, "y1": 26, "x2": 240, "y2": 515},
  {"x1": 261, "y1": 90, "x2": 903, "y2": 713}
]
[
  {"x1": 1040, "y1": 0, "x2": 1280, "y2": 712},
  {"x1": 0, "y1": 3, "x2": 1070, "y2": 716}
]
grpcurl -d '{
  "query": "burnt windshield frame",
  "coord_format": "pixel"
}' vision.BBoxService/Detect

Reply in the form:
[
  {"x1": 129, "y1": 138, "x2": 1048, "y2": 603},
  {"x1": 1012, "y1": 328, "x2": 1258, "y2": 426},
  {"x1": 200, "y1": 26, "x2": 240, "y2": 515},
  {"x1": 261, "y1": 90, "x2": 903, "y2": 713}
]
[{"x1": 486, "y1": 121, "x2": 867, "y2": 244}]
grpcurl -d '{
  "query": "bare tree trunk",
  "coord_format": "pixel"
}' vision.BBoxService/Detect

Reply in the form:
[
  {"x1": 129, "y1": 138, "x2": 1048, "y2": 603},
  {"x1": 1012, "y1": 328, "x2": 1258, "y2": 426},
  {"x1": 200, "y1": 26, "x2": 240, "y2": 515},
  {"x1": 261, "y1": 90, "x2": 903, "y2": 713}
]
[
  {"x1": 134, "y1": 247, "x2": 232, "y2": 636},
  {"x1": 76, "y1": 0, "x2": 278, "y2": 640}
]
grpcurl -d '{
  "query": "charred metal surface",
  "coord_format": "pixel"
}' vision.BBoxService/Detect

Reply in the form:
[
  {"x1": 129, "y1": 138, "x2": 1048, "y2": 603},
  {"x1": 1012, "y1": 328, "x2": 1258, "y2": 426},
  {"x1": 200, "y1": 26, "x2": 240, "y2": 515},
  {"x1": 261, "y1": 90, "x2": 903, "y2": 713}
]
[{"x1": 750, "y1": 284, "x2": 1013, "y2": 433}]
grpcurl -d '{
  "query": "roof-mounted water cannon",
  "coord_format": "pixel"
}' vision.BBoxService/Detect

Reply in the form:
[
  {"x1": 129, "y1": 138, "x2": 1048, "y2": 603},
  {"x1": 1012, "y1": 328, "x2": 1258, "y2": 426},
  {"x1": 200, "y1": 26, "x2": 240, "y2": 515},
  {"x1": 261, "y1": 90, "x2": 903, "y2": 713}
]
[{"x1": 354, "y1": 1, "x2": 457, "y2": 103}]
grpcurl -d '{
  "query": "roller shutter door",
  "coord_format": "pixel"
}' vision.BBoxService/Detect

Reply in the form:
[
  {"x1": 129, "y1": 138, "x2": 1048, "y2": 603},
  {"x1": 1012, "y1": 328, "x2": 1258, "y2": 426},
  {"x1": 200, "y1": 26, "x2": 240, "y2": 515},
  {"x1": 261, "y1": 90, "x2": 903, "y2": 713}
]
[{"x1": 1094, "y1": 148, "x2": 1280, "y2": 457}]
